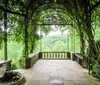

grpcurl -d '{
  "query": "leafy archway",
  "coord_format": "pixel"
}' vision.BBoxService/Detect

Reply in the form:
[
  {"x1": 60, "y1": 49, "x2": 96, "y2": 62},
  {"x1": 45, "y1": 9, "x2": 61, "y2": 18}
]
[{"x1": 0, "y1": 0, "x2": 100, "y2": 75}]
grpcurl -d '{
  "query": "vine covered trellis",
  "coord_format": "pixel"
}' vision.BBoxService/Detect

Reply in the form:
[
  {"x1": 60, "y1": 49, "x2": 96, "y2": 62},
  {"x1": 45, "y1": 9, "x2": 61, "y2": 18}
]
[{"x1": 0, "y1": 0, "x2": 100, "y2": 75}]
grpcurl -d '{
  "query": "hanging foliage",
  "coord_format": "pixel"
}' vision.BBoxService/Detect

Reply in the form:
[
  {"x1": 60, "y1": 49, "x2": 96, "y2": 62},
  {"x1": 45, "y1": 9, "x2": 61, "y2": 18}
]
[{"x1": 0, "y1": 0, "x2": 100, "y2": 75}]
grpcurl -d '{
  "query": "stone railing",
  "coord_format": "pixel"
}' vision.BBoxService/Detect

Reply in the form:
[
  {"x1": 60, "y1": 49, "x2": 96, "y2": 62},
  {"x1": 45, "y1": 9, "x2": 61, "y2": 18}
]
[
  {"x1": 24, "y1": 52, "x2": 39, "y2": 68},
  {"x1": 23, "y1": 52, "x2": 84, "y2": 68},
  {"x1": 72, "y1": 53, "x2": 83, "y2": 66},
  {"x1": 24, "y1": 52, "x2": 71, "y2": 68},
  {"x1": 39, "y1": 52, "x2": 71, "y2": 59}
]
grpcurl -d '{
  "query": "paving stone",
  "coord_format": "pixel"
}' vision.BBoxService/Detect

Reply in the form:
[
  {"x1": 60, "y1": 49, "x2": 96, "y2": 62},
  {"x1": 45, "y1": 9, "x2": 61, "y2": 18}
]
[
  {"x1": 50, "y1": 76, "x2": 64, "y2": 85},
  {"x1": 16, "y1": 60, "x2": 100, "y2": 85},
  {"x1": 73, "y1": 80, "x2": 84, "y2": 85},
  {"x1": 64, "y1": 80, "x2": 74, "y2": 85},
  {"x1": 27, "y1": 80, "x2": 39, "y2": 85},
  {"x1": 39, "y1": 80, "x2": 49, "y2": 85}
]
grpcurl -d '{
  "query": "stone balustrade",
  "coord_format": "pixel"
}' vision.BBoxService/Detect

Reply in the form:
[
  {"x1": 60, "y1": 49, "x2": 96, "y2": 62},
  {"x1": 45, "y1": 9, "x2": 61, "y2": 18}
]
[{"x1": 72, "y1": 53, "x2": 83, "y2": 66}]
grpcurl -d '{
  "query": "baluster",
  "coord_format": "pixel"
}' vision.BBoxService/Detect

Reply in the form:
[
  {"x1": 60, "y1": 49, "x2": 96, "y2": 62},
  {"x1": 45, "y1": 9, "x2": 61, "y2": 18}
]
[
  {"x1": 61, "y1": 52, "x2": 64, "y2": 58},
  {"x1": 45, "y1": 52, "x2": 47, "y2": 58},
  {"x1": 55, "y1": 52, "x2": 56, "y2": 58},
  {"x1": 50, "y1": 53, "x2": 51, "y2": 58},
  {"x1": 56, "y1": 52, "x2": 57, "y2": 58},
  {"x1": 61, "y1": 52, "x2": 62, "y2": 58},
  {"x1": 66, "y1": 52, "x2": 67, "y2": 58},
  {"x1": 50, "y1": 52, "x2": 51, "y2": 58},
  {"x1": 52, "y1": 52, "x2": 53, "y2": 58},
  {"x1": 46, "y1": 52, "x2": 47, "y2": 58},
  {"x1": 49, "y1": 52, "x2": 51, "y2": 58},
  {"x1": 42, "y1": 52, "x2": 44, "y2": 58},
  {"x1": 42, "y1": 52, "x2": 43, "y2": 58},
  {"x1": 45, "y1": 52, "x2": 46, "y2": 58},
  {"x1": 59, "y1": 53, "x2": 60, "y2": 58},
  {"x1": 54, "y1": 52, "x2": 55, "y2": 58},
  {"x1": 48, "y1": 52, "x2": 50, "y2": 58},
  {"x1": 47, "y1": 52, "x2": 48, "y2": 58},
  {"x1": 43, "y1": 52, "x2": 45, "y2": 58},
  {"x1": 50, "y1": 52, "x2": 52, "y2": 58},
  {"x1": 62, "y1": 53, "x2": 64, "y2": 58},
  {"x1": 61, "y1": 52, "x2": 63, "y2": 58},
  {"x1": 65, "y1": 52, "x2": 67, "y2": 58},
  {"x1": 62, "y1": 52, "x2": 64, "y2": 58},
  {"x1": 62, "y1": 52, "x2": 63, "y2": 58},
  {"x1": 43, "y1": 52, "x2": 44, "y2": 58},
  {"x1": 63, "y1": 52, "x2": 65, "y2": 58},
  {"x1": 58, "y1": 52, "x2": 59, "y2": 58},
  {"x1": 59, "y1": 52, "x2": 60, "y2": 58},
  {"x1": 65, "y1": 52, "x2": 66, "y2": 58},
  {"x1": 48, "y1": 52, "x2": 49, "y2": 58},
  {"x1": 56, "y1": 52, "x2": 58, "y2": 58},
  {"x1": 59, "y1": 52, "x2": 61, "y2": 58},
  {"x1": 57, "y1": 52, "x2": 58, "y2": 58},
  {"x1": 64, "y1": 52, "x2": 65, "y2": 58},
  {"x1": 54, "y1": 52, "x2": 56, "y2": 58}
]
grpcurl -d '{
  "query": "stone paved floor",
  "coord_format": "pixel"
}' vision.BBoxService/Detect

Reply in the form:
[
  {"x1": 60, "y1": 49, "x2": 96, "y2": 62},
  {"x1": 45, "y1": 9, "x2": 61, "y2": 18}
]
[{"x1": 16, "y1": 60, "x2": 100, "y2": 85}]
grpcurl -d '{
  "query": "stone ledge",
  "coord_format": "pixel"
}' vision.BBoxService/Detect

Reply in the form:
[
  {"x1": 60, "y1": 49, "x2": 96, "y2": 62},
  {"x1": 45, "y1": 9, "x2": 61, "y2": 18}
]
[
  {"x1": 72, "y1": 53, "x2": 83, "y2": 66},
  {"x1": 0, "y1": 60, "x2": 12, "y2": 71},
  {"x1": 24, "y1": 52, "x2": 39, "y2": 68}
]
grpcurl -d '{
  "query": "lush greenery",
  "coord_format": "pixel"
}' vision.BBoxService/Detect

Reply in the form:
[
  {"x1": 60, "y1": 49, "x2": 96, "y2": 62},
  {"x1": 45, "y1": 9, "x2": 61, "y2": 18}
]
[
  {"x1": 35, "y1": 32, "x2": 80, "y2": 52},
  {"x1": 0, "y1": 42, "x2": 24, "y2": 69},
  {"x1": 0, "y1": 0, "x2": 100, "y2": 78}
]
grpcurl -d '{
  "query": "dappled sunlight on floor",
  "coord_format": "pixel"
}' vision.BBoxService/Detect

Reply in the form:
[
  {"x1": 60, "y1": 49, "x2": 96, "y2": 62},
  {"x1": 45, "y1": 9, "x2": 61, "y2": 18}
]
[{"x1": 16, "y1": 60, "x2": 100, "y2": 85}]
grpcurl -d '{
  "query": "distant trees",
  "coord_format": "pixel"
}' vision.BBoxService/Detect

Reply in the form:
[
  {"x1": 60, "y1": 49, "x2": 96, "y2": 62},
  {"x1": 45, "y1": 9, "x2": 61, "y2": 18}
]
[{"x1": 35, "y1": 33, "x2": 80, "y2": 52}]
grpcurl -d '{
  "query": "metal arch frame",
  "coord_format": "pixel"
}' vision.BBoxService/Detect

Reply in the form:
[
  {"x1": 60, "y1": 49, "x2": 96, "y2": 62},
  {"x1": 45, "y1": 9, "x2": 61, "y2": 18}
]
[
  {"x1": 4, "y1": 10, "x2": 7, "y2": 60},
  {"x1": 0, "y1": 6, "x2": 27, "y2": 61},
  {"x1": 27, "y1": 0, "x2": 52, "y2": 10},
  {"x1": 35, "y1": 23, "x2": 73, "y2": 25},
  {"x1": 0, "y1": 0, "x2": 72, "y2": 60},
  {"x1": 89, "y1": 1, "x2": 100, "y2": 13},
  {"x1": 24, "y1": 13, "x2": 29, "y2": 58},
  {"x1": 3, "y1": 0, "x2": 8, "y2": 60},
  {"x1": 0, "y1": 0, "x2": 99, "y2": 17},
  {"x1": 0, "y1": 6, "x2": 26, "y2": 17},
  {"x1": 29, "y1": 2, "x2": 68, "y2": 22},
  {"x1": 0, "y1": 0, "x2": 99, "y2": 67}
]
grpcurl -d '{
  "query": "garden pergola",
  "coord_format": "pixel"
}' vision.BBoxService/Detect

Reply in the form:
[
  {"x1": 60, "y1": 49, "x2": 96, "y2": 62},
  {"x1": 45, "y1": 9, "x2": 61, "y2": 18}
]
[{"x1": 0, "y1": 0, "x2": 100, "y2": 74}]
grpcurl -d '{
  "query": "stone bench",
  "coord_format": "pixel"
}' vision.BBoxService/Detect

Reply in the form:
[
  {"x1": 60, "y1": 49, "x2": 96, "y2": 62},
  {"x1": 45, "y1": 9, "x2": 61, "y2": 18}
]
[
  {"x1": 0, "y1": 60, "x2": 11, "y2": 71},
  {"x1": 0, "y1": 60, "x2": 12, "y2": 82}
]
